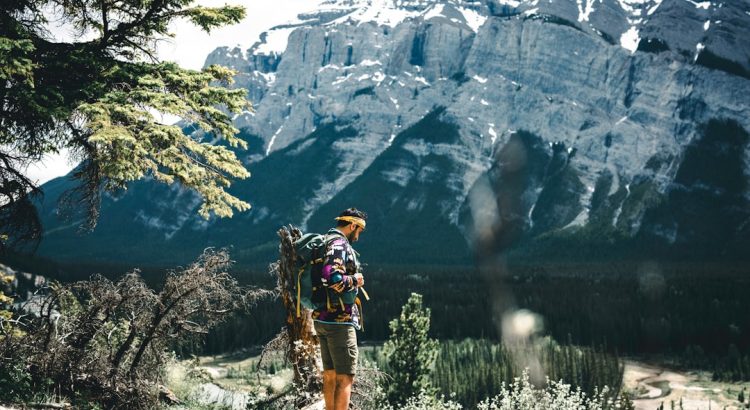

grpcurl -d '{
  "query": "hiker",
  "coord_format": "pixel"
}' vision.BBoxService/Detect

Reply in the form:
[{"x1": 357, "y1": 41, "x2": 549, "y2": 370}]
[{"x1": 312, "y1": 208, "x2": 367, "y2": 410}]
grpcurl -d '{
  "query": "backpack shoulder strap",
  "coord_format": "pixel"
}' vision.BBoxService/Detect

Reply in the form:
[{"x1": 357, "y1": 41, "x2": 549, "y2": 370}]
[
  {"x1": 325, "y1": 230, "x2": 346, "y2": 242},
  {"x1": 313, "y1": 230, "x2": 351, "y2": 271}
]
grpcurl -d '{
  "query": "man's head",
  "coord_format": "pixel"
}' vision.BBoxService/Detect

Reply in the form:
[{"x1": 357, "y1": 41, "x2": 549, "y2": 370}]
[{"x1": 335, "y1": 208, "x2": 367, "y2": 242}]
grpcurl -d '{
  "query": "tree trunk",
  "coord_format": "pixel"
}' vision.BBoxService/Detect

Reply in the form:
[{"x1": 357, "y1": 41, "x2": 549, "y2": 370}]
[
  {"x1": 126, "y1": 286, "x2": 200, "y2": 379},
  {"x1": 109, "y1": 321, "x2": 138, "y2": 382},
  {"x1": 276, "y1": 226, "x2": 321, "y2": 407}
]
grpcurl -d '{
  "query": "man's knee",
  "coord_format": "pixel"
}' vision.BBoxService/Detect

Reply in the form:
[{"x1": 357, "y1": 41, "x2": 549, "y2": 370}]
[
  {"x1": 335, "y1": 373, "x2": 354, "y2": 388},
  {"x1": 323, "y1": 369, "x2": 337, "y2": 382}
]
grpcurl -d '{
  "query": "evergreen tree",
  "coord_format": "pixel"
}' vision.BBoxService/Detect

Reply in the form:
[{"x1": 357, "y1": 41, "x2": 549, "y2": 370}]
[
  {"x1": 383, "y1": 292, "x2": 439, "y2": 406},
  {"x1": 1, "y1": 0, "x2": 250, "y2": 248}
]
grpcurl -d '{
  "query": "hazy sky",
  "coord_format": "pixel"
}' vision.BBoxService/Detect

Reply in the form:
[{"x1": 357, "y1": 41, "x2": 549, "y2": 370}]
[{"x1": 24, "y1": 0, "x2": 311, "y2": 185}]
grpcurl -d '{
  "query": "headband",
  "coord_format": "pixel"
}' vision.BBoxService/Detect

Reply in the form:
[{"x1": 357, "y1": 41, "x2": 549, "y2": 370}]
[{"x1": 335, "y1": 216, "x2": 366, "y2": 230}]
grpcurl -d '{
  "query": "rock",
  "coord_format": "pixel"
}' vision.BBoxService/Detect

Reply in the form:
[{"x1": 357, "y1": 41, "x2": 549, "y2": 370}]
[
  {"x1": 191, "y1": 383, "x2": 248, "y2": 410},
  {"x1": 34, "y1": 0, "x2": 750, "y2": 266}
]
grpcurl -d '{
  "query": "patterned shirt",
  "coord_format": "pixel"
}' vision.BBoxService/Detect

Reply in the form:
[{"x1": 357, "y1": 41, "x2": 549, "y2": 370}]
[{"x1": 312, "y1": 228, "x2": 362, "y2": 329}]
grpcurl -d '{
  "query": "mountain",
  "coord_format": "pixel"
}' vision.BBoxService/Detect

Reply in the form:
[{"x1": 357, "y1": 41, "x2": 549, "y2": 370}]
[{"x1": 30, "y1": 0, "x2": 750, "y2": 269}]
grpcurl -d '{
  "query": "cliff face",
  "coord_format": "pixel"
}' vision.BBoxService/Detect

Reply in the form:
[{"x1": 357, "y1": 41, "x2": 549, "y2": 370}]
[{"x1": 34, "y1": 0, "x2": 750, "y2": 267}]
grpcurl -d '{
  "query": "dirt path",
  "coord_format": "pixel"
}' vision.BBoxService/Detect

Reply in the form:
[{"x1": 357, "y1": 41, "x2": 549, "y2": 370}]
[{"x1": 624, "y1": 360, "x2": 743, "y2": 410}]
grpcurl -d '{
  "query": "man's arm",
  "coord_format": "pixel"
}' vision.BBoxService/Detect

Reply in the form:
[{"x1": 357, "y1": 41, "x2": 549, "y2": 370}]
[{"x1": 320, "y1": 237, "x2": 355, "y2": 293}]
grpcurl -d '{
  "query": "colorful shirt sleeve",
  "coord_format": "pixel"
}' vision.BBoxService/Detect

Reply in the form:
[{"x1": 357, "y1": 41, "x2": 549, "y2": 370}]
[{"x1": 320, "y1": 237, "x2": 355, "y2": 292}]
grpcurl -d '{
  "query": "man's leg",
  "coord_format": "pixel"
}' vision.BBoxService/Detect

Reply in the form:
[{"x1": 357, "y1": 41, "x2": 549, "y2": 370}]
[
  {"x1": 333, "y1": 325, "x2": 357, "y2": 410},
  {"x1": 334, "y1": 373, "x2": 354, "y2": 410},
  {"x1": 321, "y1": 323, "x2": 357, "y2": 409},
  {"x1": 315, "y1": 322, "x2": 337, "y2": 410},
  {"x1": 322, "y1": 369, "x2": 337, "y2": 410}
]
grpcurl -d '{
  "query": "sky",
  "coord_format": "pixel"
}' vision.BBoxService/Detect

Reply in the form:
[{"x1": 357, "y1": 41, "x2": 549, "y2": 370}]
[{"x1": 24, "y1": 0, "x2": 311, "y2": 185}]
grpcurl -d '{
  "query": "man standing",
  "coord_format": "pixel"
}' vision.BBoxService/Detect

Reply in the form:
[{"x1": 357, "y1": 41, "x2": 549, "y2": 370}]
[{"x1": 312, "y1": 208, "x2": 367, "y2": 410}]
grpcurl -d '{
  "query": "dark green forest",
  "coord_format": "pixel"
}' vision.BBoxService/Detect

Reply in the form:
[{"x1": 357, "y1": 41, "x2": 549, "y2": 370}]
[
  {"x1": 7, "y1": 251, "x2": 750, "y2": 376},
  {"x1": 4, "y1": 253, "x2": 750, "y2": 408},
  {"x1": 189, "y1": 263, "x2": 750, "y2": 382},
  {"x1": 361, "y1": 338, "x2": 623, "y2": 407}
]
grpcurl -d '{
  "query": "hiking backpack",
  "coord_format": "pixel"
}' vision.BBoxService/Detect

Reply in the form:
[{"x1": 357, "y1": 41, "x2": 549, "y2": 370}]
[
  {"x1": 292, "y1": 232, "x2": 338, "y2": 317},
  {"x1": 291, "y1": 231, "x2": 370, "y2": 318}
]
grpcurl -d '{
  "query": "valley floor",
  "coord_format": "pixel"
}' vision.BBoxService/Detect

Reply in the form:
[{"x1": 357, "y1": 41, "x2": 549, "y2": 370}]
[
  {"x1": 623, "y1": 360, "x2": 744, "y2": 410},
  {"x1": 3, "y1": 354, "x2": 744, "y2": 409},
  {"x1": 167, "y1": 353, "x2": 747, "y2": 410}
]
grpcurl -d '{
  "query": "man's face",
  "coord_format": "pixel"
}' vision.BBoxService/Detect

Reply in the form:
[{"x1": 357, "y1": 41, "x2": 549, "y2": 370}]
[{"x1": 347, "y1": 224, "x2": 363, "y2": 243}]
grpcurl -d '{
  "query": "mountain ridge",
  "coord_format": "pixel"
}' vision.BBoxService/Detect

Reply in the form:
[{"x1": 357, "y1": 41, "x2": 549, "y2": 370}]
[{"x1": 28, "y1": 0, "x2": 750, "y2": 268}]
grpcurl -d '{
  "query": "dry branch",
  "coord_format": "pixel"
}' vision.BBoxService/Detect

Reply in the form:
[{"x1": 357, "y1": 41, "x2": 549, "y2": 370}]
[{"x1": 0, "y1": 249, "x2": 265, "y2": 409}]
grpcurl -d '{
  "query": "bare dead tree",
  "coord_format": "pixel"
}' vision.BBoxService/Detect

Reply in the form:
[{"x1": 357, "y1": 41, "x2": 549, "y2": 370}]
[
  {"x1": 262, "y1": 225, "x2": 321, "y2": 408},
  {"x1": 0, "y1": 248, "x2": 271, "y2": 409}
]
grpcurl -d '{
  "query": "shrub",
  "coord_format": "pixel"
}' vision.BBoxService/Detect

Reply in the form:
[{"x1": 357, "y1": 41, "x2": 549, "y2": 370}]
[{"x1": 477, "y1": 369, "x2": 630, "y2": 410}]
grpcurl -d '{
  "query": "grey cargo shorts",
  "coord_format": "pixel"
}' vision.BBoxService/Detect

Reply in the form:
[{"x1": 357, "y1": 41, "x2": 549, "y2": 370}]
[{"x1": 314, "y1": 321, "x2": 358, "y2": 375}]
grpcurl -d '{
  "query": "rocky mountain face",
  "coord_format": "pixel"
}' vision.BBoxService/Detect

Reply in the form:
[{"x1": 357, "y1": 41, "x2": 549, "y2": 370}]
[{"x1": 32, "y1": 0, "x2": 750, "y2": 269}]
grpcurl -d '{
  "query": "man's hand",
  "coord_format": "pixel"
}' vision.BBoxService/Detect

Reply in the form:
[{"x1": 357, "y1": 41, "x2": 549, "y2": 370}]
[
  {"x1": 330, "y1": 282, "x2": 345, "y2": 292},
  {"x1": 329, "y1": 274, "x2": 364, "y2": 292}
]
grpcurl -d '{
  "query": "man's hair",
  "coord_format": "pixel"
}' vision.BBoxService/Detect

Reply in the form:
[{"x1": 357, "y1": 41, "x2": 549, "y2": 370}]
[{"x1": 336, "y1": 208, "x2": 368, "y2": 228}]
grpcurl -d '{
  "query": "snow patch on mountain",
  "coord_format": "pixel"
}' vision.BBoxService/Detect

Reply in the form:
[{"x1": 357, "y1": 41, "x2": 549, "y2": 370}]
[
  {"x1": 615, "y1": 0, "x2": 666, "y2": 53},
  {"x1": 326, "y1": 0, "x2": 422, "y2": 27},
  {"x1": 620, "y1": 26, "x2": 640, "y2": 53},
  {"x1": 694, "y1": 42, "x2": 705, "y2": 61},
  {"x1": 423, "y1": 3, "x2": 446, "y2": 20},
  {"x1": 577, "y1": 0, "x2": 596, "y2": 22},
  {"x1": 266, "y1": 126, "x2": 284, "y2": 155},
  {"x1": 360, "y1": 59, "x2": 382, "y2": 66},
  {"x1": 488, "y1": 125, "x2": 498, "y2": 144},
  {"x1": 617, "y1": 0, "x2": 663, "y2": 19},
  {"x1": 254, "y1": 71, "x2": 276, "y2": 85},
  {"x1": 319, "y1": 64, "x2": 343, "y2": 72},
  {"x1": 457, "y1": 6, "x2": 487, "y2": 32},
  {"x1": 685, "y1": 0, "x2": 711, "y2": 9},
  {"x1": 254, "y1": 27, "x2": 297, "y2": 55}
]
